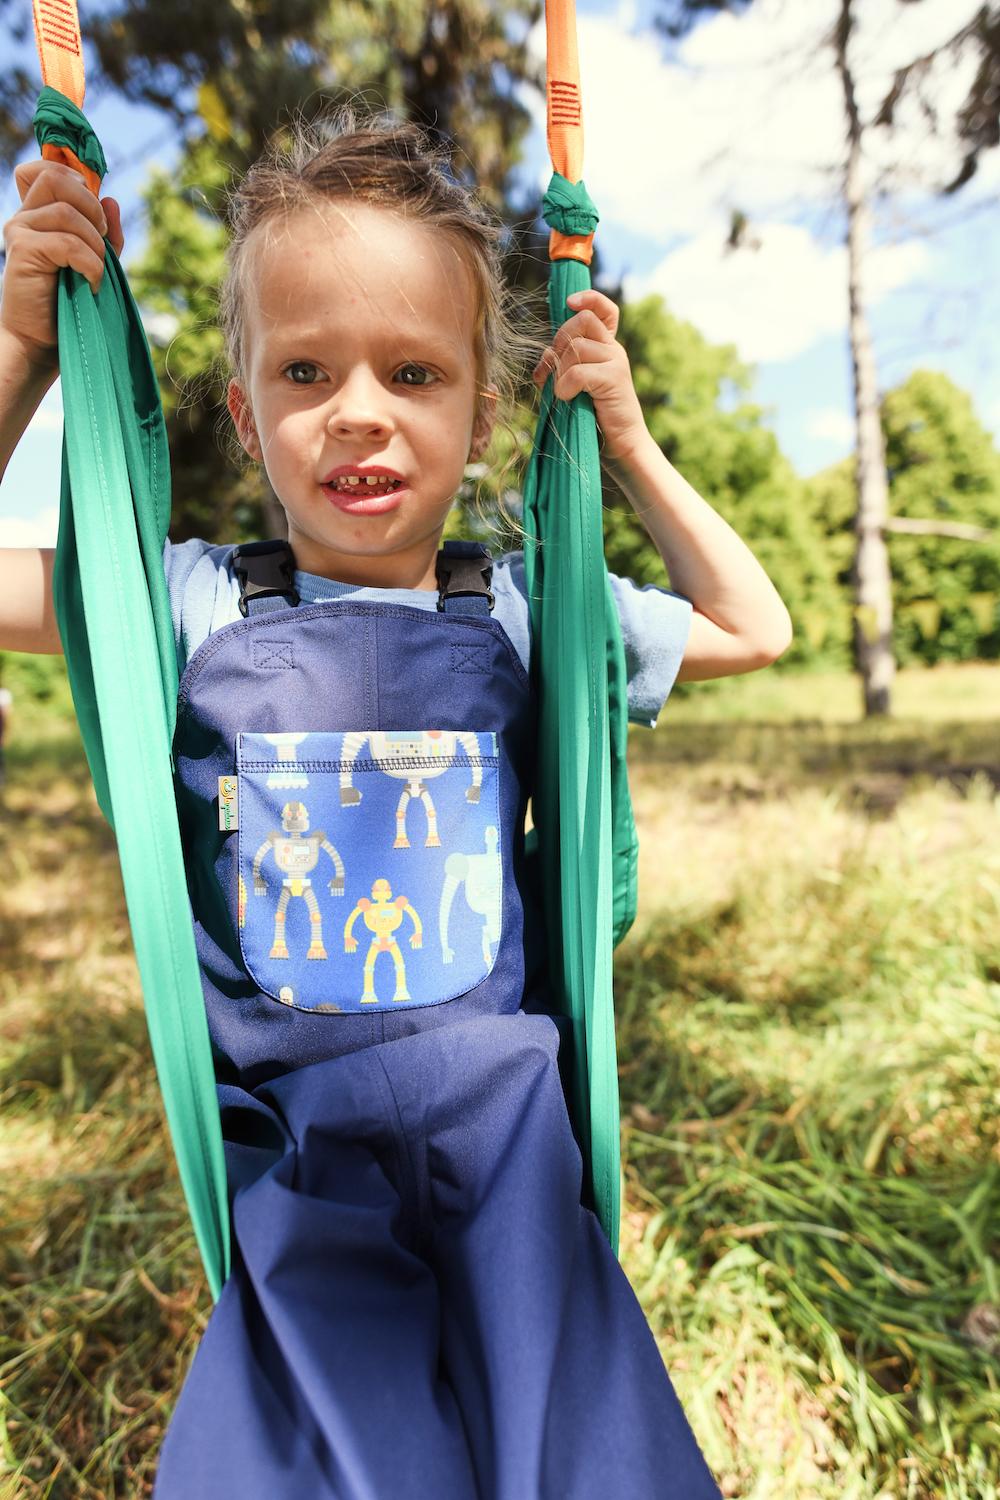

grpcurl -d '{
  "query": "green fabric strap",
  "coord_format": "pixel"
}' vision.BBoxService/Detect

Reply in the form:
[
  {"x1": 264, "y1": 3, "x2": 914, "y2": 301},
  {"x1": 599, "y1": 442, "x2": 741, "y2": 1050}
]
[
  {"x1": 523, "y1": 174, "x2": 639, "y2": 1252},
  {"x1": 35, "y1": 88, "x2": 230, "y2": 1300}
]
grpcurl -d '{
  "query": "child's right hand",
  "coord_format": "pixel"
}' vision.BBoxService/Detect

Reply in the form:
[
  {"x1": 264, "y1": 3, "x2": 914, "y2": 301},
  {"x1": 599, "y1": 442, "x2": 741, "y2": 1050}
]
[{"x1": 1, "y1": 160, "x2": 124, "y2": 367}]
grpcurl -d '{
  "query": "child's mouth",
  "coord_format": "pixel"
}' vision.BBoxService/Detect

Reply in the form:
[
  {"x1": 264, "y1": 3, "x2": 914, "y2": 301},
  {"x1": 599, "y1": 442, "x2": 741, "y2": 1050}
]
[{"x1": 321, "y1": 477, "x2": 408, "y2": 514}]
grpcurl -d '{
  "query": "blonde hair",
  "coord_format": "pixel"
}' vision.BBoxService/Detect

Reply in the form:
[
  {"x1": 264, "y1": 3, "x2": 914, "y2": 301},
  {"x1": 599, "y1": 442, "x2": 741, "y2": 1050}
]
[{"x1": 217, "y1": 103, "x2": 547, "y2": 501}]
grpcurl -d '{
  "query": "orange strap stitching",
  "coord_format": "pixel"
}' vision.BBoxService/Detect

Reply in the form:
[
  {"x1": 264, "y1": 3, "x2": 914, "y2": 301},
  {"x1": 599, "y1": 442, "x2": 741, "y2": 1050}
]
[
  {"x1": 545, "y1": 0, "x2": 595, "y2": 265},
  {"x1": 32, "y1": 0, "x2": 85, "y2": 109}
]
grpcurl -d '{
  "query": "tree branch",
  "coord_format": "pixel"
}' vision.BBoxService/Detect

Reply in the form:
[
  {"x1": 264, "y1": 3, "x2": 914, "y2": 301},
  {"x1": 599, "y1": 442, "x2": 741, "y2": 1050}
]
[{"x1": 885, "y1": 516, "x2": 995, "y2": 543}]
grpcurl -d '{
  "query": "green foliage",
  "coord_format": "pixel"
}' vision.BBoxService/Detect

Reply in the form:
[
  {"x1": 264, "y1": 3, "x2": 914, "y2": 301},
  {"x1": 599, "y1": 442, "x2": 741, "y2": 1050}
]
[
  {"x1": 0, "y1": 649, "x2": 73, "y2": 712},
  {"x1": 605, "y1": 296, "x2": 847, "y2": 668},
  {"x1": 127, "y1": 137, "x2": 272, "y2": 543},
  {"x1": 806, "y1": 371, "x2": 1000, "y2": 666},
  {"x1": 884, "y1": 371, "x2": 1000, "y2": 662}
]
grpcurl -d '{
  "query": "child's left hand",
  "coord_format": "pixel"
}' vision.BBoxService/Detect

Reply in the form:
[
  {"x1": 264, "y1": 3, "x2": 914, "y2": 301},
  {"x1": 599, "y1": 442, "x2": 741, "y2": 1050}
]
[{"x1": 531, "y1": 288, "x2": 646, "y2": 464}]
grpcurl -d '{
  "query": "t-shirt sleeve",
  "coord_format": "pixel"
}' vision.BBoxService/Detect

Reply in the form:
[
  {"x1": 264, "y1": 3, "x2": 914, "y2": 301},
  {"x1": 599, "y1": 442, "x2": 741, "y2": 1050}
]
[
  {"x1": 162, "y1": 536, "x2": 240, "y2": 673},
  {"x1": 498, "y1": 552, "x2": 691, "y2": 728},
  {"x1": 608, "y1": 573, "x2": 692, "y2": 728}
]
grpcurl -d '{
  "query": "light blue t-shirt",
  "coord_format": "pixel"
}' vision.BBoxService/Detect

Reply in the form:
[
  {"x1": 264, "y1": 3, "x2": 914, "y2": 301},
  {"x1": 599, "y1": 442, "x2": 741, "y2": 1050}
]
[{"x1": 162, "y1": 538, "x2": 692, "y2": 729}]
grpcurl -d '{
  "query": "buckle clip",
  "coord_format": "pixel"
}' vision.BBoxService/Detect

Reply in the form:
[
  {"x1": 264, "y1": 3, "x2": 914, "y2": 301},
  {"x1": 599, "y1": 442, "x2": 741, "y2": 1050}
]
[
  {"x1": 435, "y1": 550, "x2": 495, "y2": 613},
  {"x1": 232, "y1": 541, "x2": 301, "y2": 618},
  {"x1": 436, "y1": 584, "x2": 496, "y2": 613}
]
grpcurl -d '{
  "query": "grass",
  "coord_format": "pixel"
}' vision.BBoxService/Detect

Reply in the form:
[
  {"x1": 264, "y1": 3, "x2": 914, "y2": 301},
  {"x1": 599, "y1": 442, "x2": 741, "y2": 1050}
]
[{"x1": 1, "y1": 658, "x2": 998, "y2": 1497}]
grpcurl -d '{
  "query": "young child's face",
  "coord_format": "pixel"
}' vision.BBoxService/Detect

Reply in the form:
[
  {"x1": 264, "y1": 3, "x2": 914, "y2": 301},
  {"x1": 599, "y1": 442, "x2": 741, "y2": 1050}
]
[{"x1": 227, "y1": 202, "x2": 493, "y2": 585}]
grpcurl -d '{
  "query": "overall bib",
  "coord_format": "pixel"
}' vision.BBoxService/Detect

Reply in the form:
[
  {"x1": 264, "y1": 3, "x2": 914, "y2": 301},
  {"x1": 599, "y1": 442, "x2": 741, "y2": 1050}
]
[{"x1": 154, "y1": 542, "x2": 720, "y2": 1500}]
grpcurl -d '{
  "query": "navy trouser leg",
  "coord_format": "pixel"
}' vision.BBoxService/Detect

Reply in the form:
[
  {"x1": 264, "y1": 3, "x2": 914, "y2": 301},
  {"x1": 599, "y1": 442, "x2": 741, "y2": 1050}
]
[
  {"x1": 154, "y1": 1058, "x2": 479, "y2": 1500},
  {"x1": 381, "y1": 1015, "x2": 721, "y2": 1500}
]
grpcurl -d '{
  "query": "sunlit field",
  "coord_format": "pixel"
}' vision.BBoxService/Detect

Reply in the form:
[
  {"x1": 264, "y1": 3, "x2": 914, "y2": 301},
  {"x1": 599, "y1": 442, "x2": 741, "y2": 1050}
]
[{"x1": 1, "y1": 661, "x2": 997, "y2": 1498}]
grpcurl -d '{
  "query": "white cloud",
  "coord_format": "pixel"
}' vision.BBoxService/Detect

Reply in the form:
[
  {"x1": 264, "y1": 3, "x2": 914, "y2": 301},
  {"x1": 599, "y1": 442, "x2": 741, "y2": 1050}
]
[
  {"x1": 625, "y1": 221, "x2": 929, "y2": 364},
  {"x1": 806, "y1": 407, "x2": 855, "y2": 451},
  {"x1": 0, "y1": 506, "x2": 59, "y2": 548}
]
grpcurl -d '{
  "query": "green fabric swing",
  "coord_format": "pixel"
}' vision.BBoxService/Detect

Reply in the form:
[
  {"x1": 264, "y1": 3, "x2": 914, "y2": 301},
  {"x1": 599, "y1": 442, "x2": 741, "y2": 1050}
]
[
  {"x1": 33, "y1": 13, "x2": 636, "y2": 1293},
  {"x1": 34, "y1": 89, "x2": 230, "y2": 1300},
  {"x1": 523, "y1": 171, "x2": 638, "y2": 1248}
]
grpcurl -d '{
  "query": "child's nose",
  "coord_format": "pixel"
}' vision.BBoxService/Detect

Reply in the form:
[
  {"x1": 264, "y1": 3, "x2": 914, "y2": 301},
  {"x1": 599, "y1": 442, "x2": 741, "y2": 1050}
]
[{"x1": 326, "y1": 369, "x2": 394, "y2": 440}]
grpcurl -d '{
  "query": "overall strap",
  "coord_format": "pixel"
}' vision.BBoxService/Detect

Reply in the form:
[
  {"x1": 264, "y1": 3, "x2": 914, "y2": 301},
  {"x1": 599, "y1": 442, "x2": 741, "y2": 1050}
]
[
  {"x1": 232, "y1": 540, "x2": 300, "y2": 617},
  {"x1": 436, "y1": 540, "x2": 494, "y2": 616}
]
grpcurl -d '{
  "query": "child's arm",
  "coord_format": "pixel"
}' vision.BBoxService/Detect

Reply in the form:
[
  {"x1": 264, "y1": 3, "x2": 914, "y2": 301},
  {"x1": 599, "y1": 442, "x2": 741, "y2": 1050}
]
[
  {"x1": 0, "y1": 160, "x2": 123, "y2": 654},
  {"x1": 532, "y1": 288, "x2": 794, "y2": 683}
]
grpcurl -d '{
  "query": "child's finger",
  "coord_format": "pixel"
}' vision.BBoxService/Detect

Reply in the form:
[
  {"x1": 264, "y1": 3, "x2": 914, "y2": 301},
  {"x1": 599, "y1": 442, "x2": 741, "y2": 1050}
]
[
  {"x1": 551, "y1": 310, "x2": 617, "y2": 366},
  {"x1": 101, "y1": 196, "x2": 125, "y2": 256},
  {"x1": 532, "y1": 347, "x2": 555, "y2": 386},
  {"x1": 565, "y1": 288, "x2": 620, "y2": 336}
]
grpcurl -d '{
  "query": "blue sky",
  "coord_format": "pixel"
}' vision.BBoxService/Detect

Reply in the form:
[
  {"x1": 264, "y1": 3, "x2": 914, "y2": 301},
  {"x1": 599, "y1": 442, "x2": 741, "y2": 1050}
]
[{"x1": 2, "y1": 0, "x2": 998, "y2": 545}]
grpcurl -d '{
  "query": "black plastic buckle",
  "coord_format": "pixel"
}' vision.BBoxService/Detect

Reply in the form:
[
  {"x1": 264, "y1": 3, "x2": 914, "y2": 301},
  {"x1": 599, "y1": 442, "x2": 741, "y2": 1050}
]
[
  {"x1": 435, "y1": 550, "x2": 495, "y2": 613},
  {"x1": 232, "y1": 540, "x2": 301, "y2": 618}
]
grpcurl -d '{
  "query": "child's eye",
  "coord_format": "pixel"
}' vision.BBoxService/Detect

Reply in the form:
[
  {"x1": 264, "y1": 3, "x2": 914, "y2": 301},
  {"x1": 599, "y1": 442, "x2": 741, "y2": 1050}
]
[
  {"x1": 283, "y1": 362, "x2": 325, "y2": 384},
  {"x1": 395, "y1": 363, "x2": 437, "y2": 387}
]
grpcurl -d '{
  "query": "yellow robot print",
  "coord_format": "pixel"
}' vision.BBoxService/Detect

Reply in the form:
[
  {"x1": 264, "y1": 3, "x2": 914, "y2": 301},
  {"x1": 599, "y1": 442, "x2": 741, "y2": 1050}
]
[
  {"x1": 252, "y1": 801, "x2": 345, "y2": 959},
  {"x1": 338, "y1": 730, "x2": 483, "y2": 849},
  {"x1": 343, "y1": 878, "x2": 423, "y2": 1004}
]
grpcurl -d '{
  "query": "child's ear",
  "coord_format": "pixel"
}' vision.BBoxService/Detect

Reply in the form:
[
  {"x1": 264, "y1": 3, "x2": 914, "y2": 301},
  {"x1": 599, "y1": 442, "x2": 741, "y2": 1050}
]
[
  {"x1": 227, "y1": 380, "x2": 262, "y2": 463},
  {"x1": 469, "y1": 386, "x2": 499, "y2": 463}
]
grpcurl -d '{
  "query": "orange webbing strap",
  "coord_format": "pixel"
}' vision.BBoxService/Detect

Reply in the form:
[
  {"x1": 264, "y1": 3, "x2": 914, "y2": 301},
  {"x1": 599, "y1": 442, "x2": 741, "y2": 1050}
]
[
  {"x1": 545, "y1": 0, "x2": 594, "y2": 265},
  {"x1": 32, "y1": 0, "x2": 100, "y2": 195}
]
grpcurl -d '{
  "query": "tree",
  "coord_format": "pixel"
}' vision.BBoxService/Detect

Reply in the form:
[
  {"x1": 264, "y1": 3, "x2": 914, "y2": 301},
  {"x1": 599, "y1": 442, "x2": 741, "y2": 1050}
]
[
  {"x1": 885, "y1": 371, "x2": 1000, "y2": 660},
  {"x1": 834, "y1": 0, "x2": 896, "y2": 714},
  {"x1": 655, "y1": 0, "x2": 1000, "y2": 711},
  {"x1": 806, "y1": 370, "x2": 1000, "y2": 663},
  {"x1": 876, "y1": 2, "x2": 1000, "y2": 195},
  {"x1": 82, "y1": 0, "x2": 543, "y2": 214}
]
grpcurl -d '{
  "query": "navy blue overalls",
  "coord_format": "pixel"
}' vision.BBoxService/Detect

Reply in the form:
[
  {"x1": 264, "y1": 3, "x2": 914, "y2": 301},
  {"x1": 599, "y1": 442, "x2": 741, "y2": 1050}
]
[{"x1": 154, "y1": 540, "x2": 721, "y2": 1500}]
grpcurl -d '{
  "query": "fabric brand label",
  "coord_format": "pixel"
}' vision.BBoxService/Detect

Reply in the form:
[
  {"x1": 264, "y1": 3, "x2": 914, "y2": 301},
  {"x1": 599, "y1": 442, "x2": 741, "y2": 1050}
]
[{"x1": 218, "y1": 775, "x2": 239, "y2": 830}]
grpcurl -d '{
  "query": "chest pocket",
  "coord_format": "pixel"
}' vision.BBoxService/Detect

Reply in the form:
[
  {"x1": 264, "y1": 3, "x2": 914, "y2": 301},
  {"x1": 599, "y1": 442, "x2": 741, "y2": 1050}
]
[{"x1": 235, "y1": 730, "x2": 502, "y2": 1014}]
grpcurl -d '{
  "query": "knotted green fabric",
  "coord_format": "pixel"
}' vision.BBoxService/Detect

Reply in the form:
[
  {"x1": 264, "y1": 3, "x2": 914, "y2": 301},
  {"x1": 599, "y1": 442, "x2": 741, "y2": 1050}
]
[
  {"x1": 33, "y1": 87, "x2": 108, "y2": 181},
  {"x1": 523, "y1": 172, "x2": 638, "y2": 1251},
  {"x1": 34, "y1": 87, "x2": 230, "y2": 1299}
]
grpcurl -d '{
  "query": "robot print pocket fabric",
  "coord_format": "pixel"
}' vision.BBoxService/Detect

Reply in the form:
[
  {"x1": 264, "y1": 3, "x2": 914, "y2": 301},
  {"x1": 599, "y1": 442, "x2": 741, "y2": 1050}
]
[{"x1": 234, "y1": 730, "x2": 502, "y2": 1014}]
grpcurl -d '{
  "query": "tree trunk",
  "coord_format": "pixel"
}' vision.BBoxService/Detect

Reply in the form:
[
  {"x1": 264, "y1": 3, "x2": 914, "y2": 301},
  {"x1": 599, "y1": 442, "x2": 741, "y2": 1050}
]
[{"x1": 835, "y1": 0, "x2": 895, "y2": 717}]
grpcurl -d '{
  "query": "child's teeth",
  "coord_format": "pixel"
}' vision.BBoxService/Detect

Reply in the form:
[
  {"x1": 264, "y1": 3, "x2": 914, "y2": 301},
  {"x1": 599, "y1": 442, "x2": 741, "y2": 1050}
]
[{"x1": 329, "y1": 474, "x2": 402, "y2": 494}]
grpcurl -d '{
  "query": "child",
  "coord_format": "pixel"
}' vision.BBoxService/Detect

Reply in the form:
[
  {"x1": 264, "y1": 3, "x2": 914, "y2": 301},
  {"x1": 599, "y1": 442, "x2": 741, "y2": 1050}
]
[{"x1": 0, "y1": 109, "x2": 791, "y2": 1498}]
